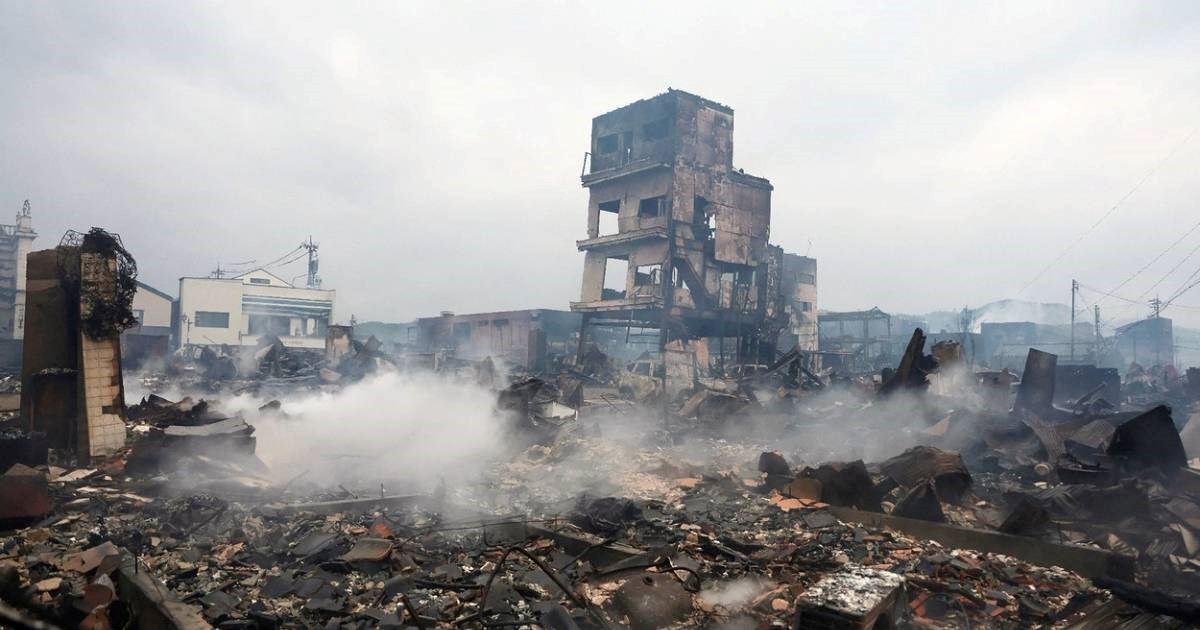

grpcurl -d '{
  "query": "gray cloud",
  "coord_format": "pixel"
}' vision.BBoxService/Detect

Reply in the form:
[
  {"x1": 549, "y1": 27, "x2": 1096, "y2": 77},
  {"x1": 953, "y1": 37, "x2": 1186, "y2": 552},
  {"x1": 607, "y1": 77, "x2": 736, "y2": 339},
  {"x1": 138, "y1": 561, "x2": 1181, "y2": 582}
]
[{"x1": 2, "y1": 1, "x2": 1199, "y2": 328}]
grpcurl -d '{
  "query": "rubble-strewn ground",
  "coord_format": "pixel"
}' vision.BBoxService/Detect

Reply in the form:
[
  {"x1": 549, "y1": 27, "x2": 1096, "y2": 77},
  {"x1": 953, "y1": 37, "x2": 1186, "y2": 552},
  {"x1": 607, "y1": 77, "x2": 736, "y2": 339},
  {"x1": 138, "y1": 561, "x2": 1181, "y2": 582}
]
[{"x1": 3, "y1": 357, "x2": 1200, "y2": 629}]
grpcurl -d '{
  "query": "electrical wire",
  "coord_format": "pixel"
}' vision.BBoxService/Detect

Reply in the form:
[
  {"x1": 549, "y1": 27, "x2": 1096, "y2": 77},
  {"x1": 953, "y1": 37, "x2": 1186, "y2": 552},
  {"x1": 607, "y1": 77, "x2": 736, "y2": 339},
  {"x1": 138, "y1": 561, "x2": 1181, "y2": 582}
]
[
  {"x1": 1017, "y1": 125, "x2": 1198, "y2": 295},
  {"x1": 267, "y1": 250, "x2": 309, "y2": 269},
  {"x1": 1078, "y1": 283, "x2": 1144, "y2": 306},
  {"x1": 1097, "y1": 216, "x2": 1200, "y2": 304},
  {"x1": 258, "y1": 245, "x2": 305, "y2": 269},
  {"x1": 1133, "y1": 236, "x2": 1200, "y2": 301}
]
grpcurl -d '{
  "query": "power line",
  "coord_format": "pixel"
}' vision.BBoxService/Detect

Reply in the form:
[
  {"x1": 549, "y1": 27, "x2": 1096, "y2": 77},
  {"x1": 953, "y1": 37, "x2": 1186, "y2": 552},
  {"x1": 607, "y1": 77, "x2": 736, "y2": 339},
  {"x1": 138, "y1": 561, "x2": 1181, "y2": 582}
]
[
  {"x1": 1017, "y1": 125, "x2": 1198, "y2": 295},
  {"x1": 1078, "y1": 282, "x2": 1144, "y2": 306},
  {"x1": 259, "y1": 245, "x2": 305, "y2": 269},
  {"x1": 267, "y1": 250, "x2": 308, "y2": 269},
  {"x1": 1096, "y1": 216, "x2": 1200, "y2": 305},
  {"x1": 1134, "y1": 234, "x2": 1200, "y2": 300}
]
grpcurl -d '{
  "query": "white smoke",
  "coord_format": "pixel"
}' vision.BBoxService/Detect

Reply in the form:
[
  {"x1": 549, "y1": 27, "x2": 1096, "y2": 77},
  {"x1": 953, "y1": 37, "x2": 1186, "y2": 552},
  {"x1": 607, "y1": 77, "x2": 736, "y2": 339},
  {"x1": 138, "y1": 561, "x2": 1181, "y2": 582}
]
[
  {"x1": 698, "y1": 577, "x2": 774, "y2": 609},
  {"x1": 126, "y1": 371, "x2": 507, "y2": 493}
]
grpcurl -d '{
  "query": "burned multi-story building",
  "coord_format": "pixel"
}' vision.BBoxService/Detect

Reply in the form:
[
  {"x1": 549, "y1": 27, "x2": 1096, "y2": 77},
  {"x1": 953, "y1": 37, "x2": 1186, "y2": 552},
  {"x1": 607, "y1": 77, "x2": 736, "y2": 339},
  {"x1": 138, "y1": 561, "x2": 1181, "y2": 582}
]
[
  {"x1": 571, "y1": 89, "x2": 805, "y2": 365},
  {"x1": 780, "y1": 253, "x2": 818, "y2": 353}
]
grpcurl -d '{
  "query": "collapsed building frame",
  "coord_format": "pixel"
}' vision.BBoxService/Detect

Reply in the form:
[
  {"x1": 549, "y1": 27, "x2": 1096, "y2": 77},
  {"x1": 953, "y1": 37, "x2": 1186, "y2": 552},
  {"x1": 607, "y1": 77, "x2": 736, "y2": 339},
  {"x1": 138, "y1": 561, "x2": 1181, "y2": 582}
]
[{"x1": 570, "y1": 89, "x2": 801, "y2": 370}]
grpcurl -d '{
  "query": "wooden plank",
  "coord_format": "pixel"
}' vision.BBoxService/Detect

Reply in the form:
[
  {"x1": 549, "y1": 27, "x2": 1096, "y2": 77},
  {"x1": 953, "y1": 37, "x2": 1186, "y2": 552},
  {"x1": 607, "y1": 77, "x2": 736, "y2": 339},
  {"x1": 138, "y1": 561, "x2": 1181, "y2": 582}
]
[
  {"x1": 827, "y1": 506, "x2": 1135, "y2": 580},
  {"x1": 265, "y1": 494, "x2": 426, "y2": 515}
]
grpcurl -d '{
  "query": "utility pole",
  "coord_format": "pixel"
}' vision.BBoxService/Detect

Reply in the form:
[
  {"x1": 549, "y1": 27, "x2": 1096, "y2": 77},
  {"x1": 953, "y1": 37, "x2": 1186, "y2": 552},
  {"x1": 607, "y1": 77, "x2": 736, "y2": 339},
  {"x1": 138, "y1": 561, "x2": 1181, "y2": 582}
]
[
  {"x1": 1150, "y1": 296, "x2": 1162, "y2": 319},
  {"x1": 1070, "y1": 279, "x2": 1078, "y2": 361},
  {"x1": 1094, "y1": 304, "x2": 1101, "y2": 361},
  {"x1": 210, "y1": 263, "x2": 226, "y2": 279},
  {"x1": 302, "y1": 236, "x2": 321, "y2": 288}
]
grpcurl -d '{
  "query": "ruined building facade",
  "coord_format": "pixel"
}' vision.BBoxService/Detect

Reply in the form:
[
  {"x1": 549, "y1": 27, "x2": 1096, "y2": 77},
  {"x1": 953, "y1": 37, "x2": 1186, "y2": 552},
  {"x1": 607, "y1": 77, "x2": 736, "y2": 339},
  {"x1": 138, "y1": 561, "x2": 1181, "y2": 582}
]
[
  {"x1": 572, "y1": 90, "x2": 805, "y2": 363},
  {"x1": 780, "y1": 254, "x2": 818, "y2": 353},
  {"x1": 0, "y1": 201, "x2": 37, "y2": 339}
]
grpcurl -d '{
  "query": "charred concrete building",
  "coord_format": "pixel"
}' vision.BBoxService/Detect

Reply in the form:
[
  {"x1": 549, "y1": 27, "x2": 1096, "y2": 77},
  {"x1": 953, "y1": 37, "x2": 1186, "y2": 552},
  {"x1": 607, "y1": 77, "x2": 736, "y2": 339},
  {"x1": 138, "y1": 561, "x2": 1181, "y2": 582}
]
[
  {"x1": 415, "y1": 309, "x2": 581, "y2": 370},
  {"x1": 572, "y1": 89, "x2": 804, "y2": 365},
  {"x1": 780, "y1": 254, "x2": 818, "y2": 353}
]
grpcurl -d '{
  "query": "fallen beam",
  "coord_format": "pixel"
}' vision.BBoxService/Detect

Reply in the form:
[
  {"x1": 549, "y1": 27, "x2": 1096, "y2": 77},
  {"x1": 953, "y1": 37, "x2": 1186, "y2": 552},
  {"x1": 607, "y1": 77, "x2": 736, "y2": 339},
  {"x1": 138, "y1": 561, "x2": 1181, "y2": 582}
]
[
  {"x1": 481, "y1": 520, "x2": 645, "y2": 569},
  {"x1": 264, "y1": 494, "x2": 426, "y2": 515},
  {"x1": 115, "y1": 551, "x2": 210, "y2": 630},
  {"x1": 1093, "y1": 576, "x2": 1200, "y2": 625},
  {"x1": 827, "y1": 506, "x2": 1135, "y2": 580}
]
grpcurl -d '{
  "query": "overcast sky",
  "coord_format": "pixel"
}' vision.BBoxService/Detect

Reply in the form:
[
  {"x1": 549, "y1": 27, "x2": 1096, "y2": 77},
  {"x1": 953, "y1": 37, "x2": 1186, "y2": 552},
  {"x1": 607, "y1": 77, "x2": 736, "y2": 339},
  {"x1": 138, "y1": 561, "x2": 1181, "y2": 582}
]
[{"x1": 2, "y1": 2, "x2": 1199, "y2": 329}]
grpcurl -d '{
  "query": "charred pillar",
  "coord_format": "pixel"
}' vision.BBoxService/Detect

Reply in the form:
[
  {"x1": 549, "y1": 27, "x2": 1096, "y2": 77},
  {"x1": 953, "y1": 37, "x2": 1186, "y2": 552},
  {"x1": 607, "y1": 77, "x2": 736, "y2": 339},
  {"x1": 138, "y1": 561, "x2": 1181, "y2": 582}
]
[{"x1": 20, "y1": 229, "x2": 137, "y2": 463}]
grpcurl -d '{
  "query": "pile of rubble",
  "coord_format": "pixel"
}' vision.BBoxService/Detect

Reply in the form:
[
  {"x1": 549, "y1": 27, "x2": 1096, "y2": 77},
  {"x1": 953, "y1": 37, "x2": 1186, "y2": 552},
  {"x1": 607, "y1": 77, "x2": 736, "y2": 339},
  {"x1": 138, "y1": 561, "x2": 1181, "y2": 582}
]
[{"x1": 3, "y1": 331, "x2": 1200, "y2": 628}]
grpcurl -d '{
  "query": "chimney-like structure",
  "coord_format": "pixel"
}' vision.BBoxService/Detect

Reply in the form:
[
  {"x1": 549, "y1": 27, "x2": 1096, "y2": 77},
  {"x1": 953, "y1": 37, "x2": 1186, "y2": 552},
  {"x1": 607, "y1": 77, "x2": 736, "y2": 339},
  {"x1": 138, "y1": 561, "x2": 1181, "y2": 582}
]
[{"x1": 21, "y1": 230, "x2": 134, "y2": 462}]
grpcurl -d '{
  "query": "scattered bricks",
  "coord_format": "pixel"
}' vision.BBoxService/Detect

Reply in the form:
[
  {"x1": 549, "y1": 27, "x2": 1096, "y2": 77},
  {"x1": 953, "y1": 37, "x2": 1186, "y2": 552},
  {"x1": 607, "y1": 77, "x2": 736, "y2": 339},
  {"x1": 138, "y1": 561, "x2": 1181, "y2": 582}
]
[
  {"x1": 0, "y1": 463, "x2": 50, "y2": 522},
  {"x1": 795, "y1": 564, "x2": 908, "y2": 630}
]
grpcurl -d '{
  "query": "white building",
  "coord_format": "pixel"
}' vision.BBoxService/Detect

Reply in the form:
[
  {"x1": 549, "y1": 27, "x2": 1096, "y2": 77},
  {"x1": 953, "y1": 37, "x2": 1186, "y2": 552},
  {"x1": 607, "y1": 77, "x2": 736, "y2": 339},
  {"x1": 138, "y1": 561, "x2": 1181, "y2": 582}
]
[
  {"x1": 0, "y1": 202, "x2": 37, "y2": 339},
  {"x1": 131, "y1": 281, "x2": 174, "y2": 334},
  {"x1": 123, "y1": 281, "x2": 176, "y2": 368},
  {"x1": 177, "y1": 268, "x2": 335, "y2": 349}
]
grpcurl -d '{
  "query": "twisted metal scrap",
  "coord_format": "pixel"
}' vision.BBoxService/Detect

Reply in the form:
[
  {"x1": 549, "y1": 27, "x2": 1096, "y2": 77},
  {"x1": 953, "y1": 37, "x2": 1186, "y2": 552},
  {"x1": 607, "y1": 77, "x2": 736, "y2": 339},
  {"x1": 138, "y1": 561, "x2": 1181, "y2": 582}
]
[{"x1": 58, "y1": 228, "x2": 139, "y2": 340}]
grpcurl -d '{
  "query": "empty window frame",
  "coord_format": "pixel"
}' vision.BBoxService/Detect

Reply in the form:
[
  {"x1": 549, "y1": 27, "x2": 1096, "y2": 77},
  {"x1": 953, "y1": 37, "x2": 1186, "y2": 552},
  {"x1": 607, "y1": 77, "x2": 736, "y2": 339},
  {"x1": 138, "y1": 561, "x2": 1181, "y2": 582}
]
[
  {"x1": 634, "y1": 264, "x2": 662, "y2": 286},
  {"x1": 598, "y1": 200, "x2": 620, "y2": 235},
  {"x1": 194, "y1": 311, "x2": 230, "y2": 328},
  {"x1": 248, "y1": 314, "x2": 290, "y2": 335},
  {"x1": 132, "y1": 309, "x2": 145, "y2": 326},
  {"x1": 602, "y1": 257, "x2": 628, "y2": 299},
  {"x1": 642, "y1": 118, "x2": 670, "y2": 141},
  {"x1": 596, "y1": 134, "x2": 618, "y2": 154},
  {"x1": 248, "y1": 278, "x2": 271, "y2": 285},
  {"x1": 797, "y1": 272, "x2": 816, "y2": 285},
  {"x1": 638, "y1": 196, "x2": 665, "y2": 218}
]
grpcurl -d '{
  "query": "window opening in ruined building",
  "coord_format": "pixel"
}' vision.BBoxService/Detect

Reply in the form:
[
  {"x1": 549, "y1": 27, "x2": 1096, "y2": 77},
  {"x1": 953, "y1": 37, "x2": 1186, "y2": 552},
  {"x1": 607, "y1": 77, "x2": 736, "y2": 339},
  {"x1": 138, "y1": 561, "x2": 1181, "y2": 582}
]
[
  {"x1": 132, "y1": 309, "x2": 144, "y2": 325},
  {"x1": 602, "y1": 257, "x2": 628, "y2": 299},
  {"x1": 634, "y1": 263, "x2": 662, "y2": 286},
  {"x1": 693, "y1": 196, "x2": 712, "y2": 239},
  {"x1": 598, "y1": 200, "x2": 619, "y2": 235},
  {"x1": 643, "y1": 118, "x2": 669, "y2": 141},
  {"x1": 453, "y1": 322, "x2": 471, "y2": 339},
  {"x1": 638, "y1": 196, "x2": 665, "y2": 218},
  {"x1": 798, "y1": 272, "x2": 815, "y2": 285},
  {"x1": 249, "y1": 314, "x2": 290, "y2": 336},
  {"x1": 194, "y1": 311, "x2": 229, "y2": 328},
  {"x1": 672, "y1": 264, "x2": 699, "y2": 293},
  {"x1": 800, "y1": 301, "x2": 813, "y2": 312},
  {"x1": 596, "y1": 134, "x2": 618, "y2": 154},
  {"x1": 249, "y1": 278, "x2": 270, "y2": 285}
]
